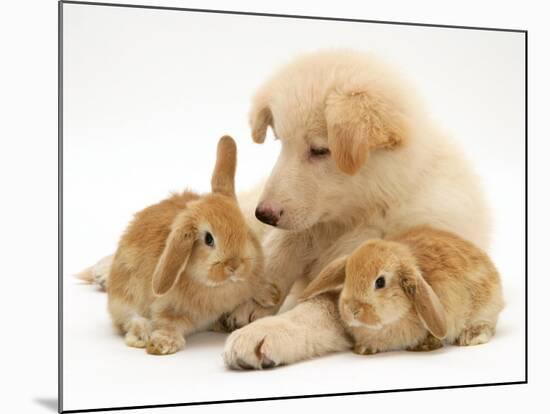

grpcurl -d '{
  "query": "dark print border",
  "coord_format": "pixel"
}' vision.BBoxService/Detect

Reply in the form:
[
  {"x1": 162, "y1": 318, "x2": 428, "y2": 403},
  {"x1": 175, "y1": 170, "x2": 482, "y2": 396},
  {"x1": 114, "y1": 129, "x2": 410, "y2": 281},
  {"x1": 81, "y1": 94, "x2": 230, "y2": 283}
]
[{"x1": 58, "y1": 1, "x2": 528, "y2": 412}]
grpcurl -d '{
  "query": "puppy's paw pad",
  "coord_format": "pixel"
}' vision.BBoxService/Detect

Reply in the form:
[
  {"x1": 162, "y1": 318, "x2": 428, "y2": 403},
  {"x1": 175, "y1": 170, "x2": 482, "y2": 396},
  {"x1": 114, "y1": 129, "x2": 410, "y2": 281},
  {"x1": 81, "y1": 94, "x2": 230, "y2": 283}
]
[
  {"x1": 223, "y1": 322, "x2": 289, "y2": 370},
  {"x1": 247, "y1": 337, "x2": 276, "y2": 369}
]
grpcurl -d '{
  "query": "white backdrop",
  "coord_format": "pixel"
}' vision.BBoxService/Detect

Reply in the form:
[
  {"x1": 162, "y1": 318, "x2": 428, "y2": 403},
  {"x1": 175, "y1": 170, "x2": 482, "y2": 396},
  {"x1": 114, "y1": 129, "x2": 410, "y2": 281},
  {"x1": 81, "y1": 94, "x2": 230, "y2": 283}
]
[
  {"x1": 5, "y1": 0, "x2": 550, "y2": 414},
  {"x1": 4, "y1": 0, "x2": 548, "y2": 414},
  {"x1": 60, "y1": 2, "x2": 526, "y2": 411}
]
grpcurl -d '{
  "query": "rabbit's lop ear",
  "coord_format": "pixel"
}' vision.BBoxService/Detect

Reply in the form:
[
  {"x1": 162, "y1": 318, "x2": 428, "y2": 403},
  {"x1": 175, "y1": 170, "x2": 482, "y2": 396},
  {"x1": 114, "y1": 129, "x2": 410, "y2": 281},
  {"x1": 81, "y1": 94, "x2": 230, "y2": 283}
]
[
  {"x1": 211, "y1": 135, "x2": 237, "y2": 198},
  {"x1": 299, "y1": 256, "x2": 348, "y2": 302},
  {"x1": 152, "y1": 216, "x2": 196, "y2": 296},
  {"x1": 400, "y1": 267, "x2": 447, "y2": 339}
]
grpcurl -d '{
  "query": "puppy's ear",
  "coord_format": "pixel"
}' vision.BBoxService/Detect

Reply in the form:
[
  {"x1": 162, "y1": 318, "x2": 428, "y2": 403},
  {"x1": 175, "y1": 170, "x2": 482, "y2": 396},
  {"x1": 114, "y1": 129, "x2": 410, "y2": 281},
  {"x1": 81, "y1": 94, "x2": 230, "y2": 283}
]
[
  {"x1": 299, "y1": 256, "x2": 348, "y2": 302},
  {"x1": 399, "y1": 265, "x2": 447, "y2": 339},
  {"x1": 152, "y1": 215, "x2": 196, "y2": 296},
  {"x1": 249, "y1": 93, "x2": 273, "y2": 143},
  {"x1": 325, "y1": 90, "x2": 408, "y2": 175},
  {"x1": 211, "y1": 135, "x2": 237, "y2": 198}
]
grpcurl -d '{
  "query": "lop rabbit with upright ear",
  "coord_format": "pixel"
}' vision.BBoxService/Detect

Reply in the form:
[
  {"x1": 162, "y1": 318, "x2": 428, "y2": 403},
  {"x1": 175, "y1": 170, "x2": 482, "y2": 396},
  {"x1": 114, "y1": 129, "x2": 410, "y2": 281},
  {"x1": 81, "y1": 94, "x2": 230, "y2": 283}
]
[
  {"x1": 107, "y1": 136, "x2": 279, "y2": 355},
  {"x1": 300, "y1": 225, "x2": 504, "y2": 355}
]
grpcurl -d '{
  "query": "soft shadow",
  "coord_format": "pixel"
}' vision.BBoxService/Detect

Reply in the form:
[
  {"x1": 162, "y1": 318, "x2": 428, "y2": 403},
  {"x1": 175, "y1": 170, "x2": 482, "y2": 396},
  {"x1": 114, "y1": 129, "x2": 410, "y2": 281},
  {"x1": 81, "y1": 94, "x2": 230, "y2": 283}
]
[
  {"x1": 33, "y1": 397, "x2": 58, "y2": 412},
  {"x1": 186, "y1": 331, "x2": 228, "y2": 349},
  {"x1": 345, "y1": 346, "x2": 452, "y2": 361},
  {"x1": 491, "y1": 324, "x2": 515, "y2": 339}
]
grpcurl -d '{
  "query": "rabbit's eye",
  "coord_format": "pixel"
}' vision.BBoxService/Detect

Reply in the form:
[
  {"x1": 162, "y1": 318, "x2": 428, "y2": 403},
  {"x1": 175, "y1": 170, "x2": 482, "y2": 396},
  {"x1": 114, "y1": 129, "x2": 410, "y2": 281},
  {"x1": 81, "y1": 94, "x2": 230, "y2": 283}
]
[
  {"x1": 204, "y1": 232, "x2": 215, "y2": 247},
  {"x1": 375, "y1": 276, "x2": 386, "y2": 289}
]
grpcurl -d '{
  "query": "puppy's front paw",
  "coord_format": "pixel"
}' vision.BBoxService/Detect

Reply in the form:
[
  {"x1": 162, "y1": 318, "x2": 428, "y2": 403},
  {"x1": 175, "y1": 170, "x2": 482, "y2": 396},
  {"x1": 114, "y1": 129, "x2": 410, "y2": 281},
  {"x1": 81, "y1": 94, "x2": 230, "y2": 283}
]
[
  {"x1": 146, "y1": 330, "x2": 185, "y2": 355},
  {"x1": 223, "y1": 317, "x2": 294, "y2": 370}
]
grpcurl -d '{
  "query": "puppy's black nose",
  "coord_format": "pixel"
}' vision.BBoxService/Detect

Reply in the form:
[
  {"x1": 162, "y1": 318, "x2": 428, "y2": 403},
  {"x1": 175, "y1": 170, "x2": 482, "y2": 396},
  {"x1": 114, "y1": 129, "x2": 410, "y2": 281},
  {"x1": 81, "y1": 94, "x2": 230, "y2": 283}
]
[{"x1": 255, "y1": 207, "x2": 279, "y2": 227}]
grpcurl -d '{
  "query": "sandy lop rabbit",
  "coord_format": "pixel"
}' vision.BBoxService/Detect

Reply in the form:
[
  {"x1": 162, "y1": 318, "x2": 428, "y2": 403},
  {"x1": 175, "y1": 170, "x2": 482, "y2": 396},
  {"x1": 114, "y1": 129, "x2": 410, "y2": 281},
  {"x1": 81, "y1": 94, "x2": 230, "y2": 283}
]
[
  {"x1": 107, "y1": 136, "x2": 279, "y2": 355},
  {"x1": 300, "y1": 225, "x2": 504, "y2": 355}
]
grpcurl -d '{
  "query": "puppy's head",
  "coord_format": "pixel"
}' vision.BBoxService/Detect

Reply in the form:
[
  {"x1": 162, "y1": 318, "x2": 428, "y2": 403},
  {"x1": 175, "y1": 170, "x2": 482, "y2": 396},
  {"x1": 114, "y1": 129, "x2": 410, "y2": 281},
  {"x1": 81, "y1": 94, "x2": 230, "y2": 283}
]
[{"x1": 250, "y1": 50, "x2": 413, "y2": 231}]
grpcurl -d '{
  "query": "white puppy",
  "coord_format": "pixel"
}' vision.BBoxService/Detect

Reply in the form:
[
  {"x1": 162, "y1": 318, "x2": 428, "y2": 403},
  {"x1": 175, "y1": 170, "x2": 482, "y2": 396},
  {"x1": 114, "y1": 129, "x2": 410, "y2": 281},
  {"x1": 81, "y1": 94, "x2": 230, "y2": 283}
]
[{"x1": 222, "y1": 49, "x2": 490, "y2": 369}]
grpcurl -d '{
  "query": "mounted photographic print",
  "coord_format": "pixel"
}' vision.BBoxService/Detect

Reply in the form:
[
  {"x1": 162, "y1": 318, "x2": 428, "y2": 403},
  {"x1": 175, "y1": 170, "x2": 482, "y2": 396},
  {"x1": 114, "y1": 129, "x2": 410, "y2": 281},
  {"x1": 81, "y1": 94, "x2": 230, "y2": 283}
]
[{"x1": 60, "y1": 1, "x2": 527, "y2": 412}]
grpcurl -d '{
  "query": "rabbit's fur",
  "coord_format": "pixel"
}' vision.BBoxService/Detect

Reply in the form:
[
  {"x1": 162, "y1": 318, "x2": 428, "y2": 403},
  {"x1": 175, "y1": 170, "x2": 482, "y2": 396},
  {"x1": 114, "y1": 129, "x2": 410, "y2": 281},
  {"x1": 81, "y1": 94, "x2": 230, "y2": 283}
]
[
  {"x1": 300, "y1": 225, "x2": 504, "y2": 354},
  {"x1": 107, "y1": 136, "x2": 279, "y2": 355}
]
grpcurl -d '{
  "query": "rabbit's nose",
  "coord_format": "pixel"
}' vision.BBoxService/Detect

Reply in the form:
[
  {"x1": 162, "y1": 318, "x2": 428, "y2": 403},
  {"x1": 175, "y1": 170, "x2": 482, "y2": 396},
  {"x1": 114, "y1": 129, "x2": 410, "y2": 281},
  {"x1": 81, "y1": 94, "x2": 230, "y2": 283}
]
[
  {"x1": 225, "y1": 258, "x2": 241, "y2": 272},
  {"x1": 341, "y1": 301, "x2": 356, "y2": 319},
  {"x1": 358, "y1": 303, "x2": 381, "y2": 326}
]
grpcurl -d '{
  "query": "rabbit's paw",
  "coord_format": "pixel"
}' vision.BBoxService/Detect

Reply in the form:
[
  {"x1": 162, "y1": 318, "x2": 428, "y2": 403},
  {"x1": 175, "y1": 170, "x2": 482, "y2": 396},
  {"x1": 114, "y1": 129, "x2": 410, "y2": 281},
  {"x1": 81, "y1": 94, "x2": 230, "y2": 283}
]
[
  {"x1": 353, "y1": 343, "x2": 378, "y2": 355},
  {"x1": 146, "y1": 330, "x2": 185, "y2": 355},
  {"x1": 210, "y1": 317, "x2": 230, "y2": 333},
  {"x1": 124, "y1": 317, "x2": 151, "y2": 349},
  {"x1": 407, "y1": 333, "x2": 443, "y2": 352},
  {"x1": 221, "y1": 300, "x2": 277, "y2": 332},
  {"x1": 253, "y1": 282, "x2": 282, "y2": 308},
  {"x1": 454, "y1": 323, "x2": 494, "y2": 346}
]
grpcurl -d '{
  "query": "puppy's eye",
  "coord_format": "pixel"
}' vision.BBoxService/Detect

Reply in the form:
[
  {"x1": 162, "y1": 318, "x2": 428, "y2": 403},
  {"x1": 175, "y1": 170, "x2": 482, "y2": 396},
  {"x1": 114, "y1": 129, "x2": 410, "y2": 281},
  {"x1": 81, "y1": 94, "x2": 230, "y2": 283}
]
[
  {"x1": 375, "y1": 276, "x2": 386, "y2": 289},
  {"x1": 309, "y1": 147, "x2": 330, "y2": 158},
  {"x1": 204, "y1": 232, "x2": 215, "y2": 247}
]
